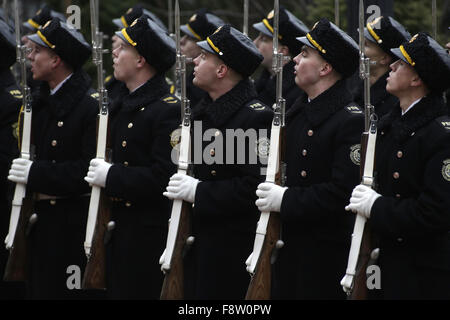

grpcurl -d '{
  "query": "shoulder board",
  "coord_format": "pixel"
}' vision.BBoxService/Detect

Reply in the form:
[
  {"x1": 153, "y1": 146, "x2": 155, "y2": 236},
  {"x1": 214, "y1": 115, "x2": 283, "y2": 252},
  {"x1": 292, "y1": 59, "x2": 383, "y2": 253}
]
[
  {"x1": 90, "y1": 92, "x2": 100, "y2": 100},
  {"x1": 436, "y1": 116, "x2": 450, "y2": 132},
  {"x1": 7, "y1": 86, "x2": 22, "y2": 100},
  {"x1": 344, "y1": 104, "x2": 363, "y2": 115},
  {"x1": 104, "y1": 75, "x2": 112, "y2": 84},
  {"x1": 161, "y1": 94, "x2": 179, "y2": 104},
  {"x1": 246, "y1": 100, "x2": 267, "y2": 111}
]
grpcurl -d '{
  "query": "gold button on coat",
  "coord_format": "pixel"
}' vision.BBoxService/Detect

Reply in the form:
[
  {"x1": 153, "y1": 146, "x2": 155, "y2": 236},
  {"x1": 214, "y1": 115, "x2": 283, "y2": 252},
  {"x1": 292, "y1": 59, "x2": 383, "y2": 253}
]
[
  {"x1": 307, "y1": 130, "x2": 314, "y2": 137},
  {"x1": 128, "y1": 123, "x2": 133, "y2": 128},
  {"x1": 301, "y1": 170, "x2": 307, "y2": 177},
  {"x1": 210, "y1": 149, "x2": 215, "y2": 156},
  {"x1": 393, "y1": 172, "x2": 400, "y2": 179},
  {"x1": 397, "y1": 151, "x2": 403, "y2": 158},
  {"x1": 211, "y1": 170, "x2": 217, "y2": 176},
  {"x1": 51, "y1": 140, "x2": 57, "y2": 147},
  {"x1": 302, "y1": 149, "x2": 307, "y2": 156},
  {"x1": 57, "y1": 121, "x2": 64, "y2": 127},
  {"x1": 122, "y1": 141, "x2": 127, "y2": 147}
]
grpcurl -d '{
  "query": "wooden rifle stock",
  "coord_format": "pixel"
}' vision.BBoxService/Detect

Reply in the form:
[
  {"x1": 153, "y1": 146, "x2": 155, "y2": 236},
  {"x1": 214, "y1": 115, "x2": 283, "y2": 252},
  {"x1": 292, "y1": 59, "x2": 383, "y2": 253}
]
[
  {"x1": 82, "y1": 190, "x2": 111, "y2": 289},
  {"x1": 3, "y1": 196, "x2": 33, "y2": 281},
  {"x1": 160, "y1": 201, "x2": 192, "y2": 299}
]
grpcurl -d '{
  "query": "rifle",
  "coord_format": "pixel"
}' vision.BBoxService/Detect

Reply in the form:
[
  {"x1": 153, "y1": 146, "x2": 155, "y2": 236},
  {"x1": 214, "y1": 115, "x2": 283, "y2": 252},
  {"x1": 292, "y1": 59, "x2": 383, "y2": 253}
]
[
  {"x1": 3, "y1": 0, "x2": 35, "y2": 282},
  {"x1": 159, "y1": 0, "x2": 194, "y2": 300},
  {"x1": 245, "y1": 0, "x2": 286, "y2": 300},
  {"x1": 82, "y1": 0, "x2": 112, "y2": 290},
  {"x1": 340, "y1": 0, "x2": 377, "y2": 299}
]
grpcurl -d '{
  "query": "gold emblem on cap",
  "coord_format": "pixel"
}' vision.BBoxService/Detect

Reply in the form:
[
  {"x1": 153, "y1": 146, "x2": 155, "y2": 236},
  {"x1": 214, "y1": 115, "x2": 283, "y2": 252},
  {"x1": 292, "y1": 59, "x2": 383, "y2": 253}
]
[
  {"x1": 312, "y1": 21, "x2": 320, "y2": 30},
  {"x1": 213, "y1": 26, "x2": 222, "y2": 34},
  {"x1": 36, "y1": 9, "x2": 42, "y2": 15},
  {"x1": 409, "y1": 34, "x2": 419, "y2": 43},
  {"x1": 189, "y1": 14, "x2": 197, "y2": 22},
  {"x1": 43, "y1": 20, "x2": 51, "y2": 29},
  {"x1": 130, "y1": 19, "x2": 138, "y2": 27},
  {"x1": 126, "y1": 7, "x2": 132, "y2": 14},
  {"x1": 267, "y1": 10, "x2": 274, "y2": 19}
]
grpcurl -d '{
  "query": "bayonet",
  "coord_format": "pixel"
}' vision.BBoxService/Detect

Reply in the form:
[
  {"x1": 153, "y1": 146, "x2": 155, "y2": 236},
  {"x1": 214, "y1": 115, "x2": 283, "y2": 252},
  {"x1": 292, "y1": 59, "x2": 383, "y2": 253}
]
[{"x1": 243, "y1": 0, "x2": 249, "y2": 36}]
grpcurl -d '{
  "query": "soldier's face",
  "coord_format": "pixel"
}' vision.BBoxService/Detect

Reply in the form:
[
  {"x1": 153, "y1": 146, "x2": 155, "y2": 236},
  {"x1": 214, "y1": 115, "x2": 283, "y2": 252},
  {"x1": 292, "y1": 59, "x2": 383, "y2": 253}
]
[
  {"x1": 293, "y1": 46, "x2": 325, "y2": 90},
  {"x1": 181, "y1": 35, "x2": 201, "y2": 60},
  {"x1": 112, "y1": 38, "x2": 141, "y2": 83},
  {"x1": 386, "y1": 59, "x2": 419, "y2": 96},
  {"x1": 254, "y1": 33, "x2": 273, "y2": 69},
  {"x1": 192, "y1": 50, "x2": 221, "y2": 91},
  {"x1": 27, "y1": 41, "x2": 57, "y2": 82}
]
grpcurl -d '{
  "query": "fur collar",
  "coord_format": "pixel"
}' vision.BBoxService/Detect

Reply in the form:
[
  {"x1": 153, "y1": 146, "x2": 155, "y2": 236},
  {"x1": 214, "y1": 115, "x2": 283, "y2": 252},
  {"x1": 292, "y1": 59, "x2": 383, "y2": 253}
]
[
  {"x1": 193, "y1": 78, "x2": 257, "y2": 127},
  {"x1": 34, "y1": 69, "x2": 92, "y2": 118},
  {"x1": 287, "y1": 79, "x2": 353, "y2": 126},
  {"x1": 378, "y1": 94, "x2": 448, "y2": 143}
]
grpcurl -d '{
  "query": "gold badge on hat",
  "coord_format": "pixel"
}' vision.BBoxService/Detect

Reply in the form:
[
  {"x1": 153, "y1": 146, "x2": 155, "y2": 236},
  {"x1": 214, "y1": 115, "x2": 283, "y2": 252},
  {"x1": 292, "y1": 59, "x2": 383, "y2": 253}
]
[
  {"x1": 409, "y1": 34, "x2": 419, "y2": 43},
  {"x1": 267, "y1": 10, "x2": 274, "y2": 19},
  {"x1": 43, "y1": 20, "x2": 51, "y2": 29},
  {"x1": 189, "y1": 14, "x2": 197, "y2": 22},
  {"x1": 130, "y1": 19, "x2": 138, "y2": 27},
  {"x1": 126, "y1": 7, "x2": 133, "y2": 14},
  {"x1": 350, "y1": 144, "x2": 361, "y2": 166},
  {"x1": 442, "y1": 159, "x2": 450, "y2": 182}
]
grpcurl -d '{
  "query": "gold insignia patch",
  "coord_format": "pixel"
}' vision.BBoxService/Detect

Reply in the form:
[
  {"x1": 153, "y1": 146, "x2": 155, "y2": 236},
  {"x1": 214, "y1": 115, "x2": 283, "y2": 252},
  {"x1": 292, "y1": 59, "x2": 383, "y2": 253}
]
[
  {"x1": 256, "y1": 137, "x2": 270, "y2": 158},
  {"x1": 267, "y1": 10, "x2": 274, "y2": 19},
  {"x1": 346, "y1": 105, "x2": 363, "y2": 114},
  {"x1": 9, "y1": 89, "x2": 22, "y2": 99},
  {"x1": 163, "y1": 96, "x2": 178, "y2": 104},
  {"x1": 248, "y1": 102, "x2": 265, "y2": 111},
  {"x1": 442, "y1": 159, "x2": 450, "y2": 182},
  {"x1": 350, "y1": 144, "x2": 361, "y2": 166},
  {"x1": 170, "y1": 128, "x2": 182, "y2": 150}
]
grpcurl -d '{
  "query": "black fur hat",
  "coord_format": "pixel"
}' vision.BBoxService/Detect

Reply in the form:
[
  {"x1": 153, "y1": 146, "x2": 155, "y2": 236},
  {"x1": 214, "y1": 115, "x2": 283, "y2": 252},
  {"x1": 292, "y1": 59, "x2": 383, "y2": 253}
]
[
  {"x1": 28, "y1": 19, "x2": 91, "y2": 70},
  {"x1": 23, "y1": 5, "x2": 66, "y2": 31},
  {"x1": 0, "y1": 18, "x2": 16, "y2": 69},
  {"x1": 112, "y1": 4, "x2": 167, "y2": 32},
  {"x1": 363, "y1": 16, "x2": 411, "y2": 58},
  {"x1": 297, "y1": 18, "x2": 359, "y2": 78},
  {"x1": 391, "y1": 32, "x2": 450, "y2": 93},
  {"x1": 253, "y1": 6, "x2": 309, "y2": 56},
  {"x1": 197, "y1": 24, "x2": 263, "y2": 78},
  {"x1": 180, "y1": 8, "x2": 225, "y2": 41},
  {"x1": 115, "y1": 16, "x2": 175, "y2": 74}
]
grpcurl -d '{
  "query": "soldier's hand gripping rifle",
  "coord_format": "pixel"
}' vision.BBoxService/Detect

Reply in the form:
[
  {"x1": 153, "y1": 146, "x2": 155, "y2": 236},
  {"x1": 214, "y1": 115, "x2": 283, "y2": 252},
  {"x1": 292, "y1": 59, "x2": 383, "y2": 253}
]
[
  {"x1": 82, "y1": 0, "x2": 112, "y2": 290},
  {"x1": 245, "y1": 0, "x2": 286, "y2": 300},
  {"x1": 159, "y1": 0, "x2": 194, "y2": 300},
  {"x1": 4, "y1": 0, "x2": 35, "y2": 282},
  {"x1": 340, "y1": 0, "x2": 377, "y2": 299}
]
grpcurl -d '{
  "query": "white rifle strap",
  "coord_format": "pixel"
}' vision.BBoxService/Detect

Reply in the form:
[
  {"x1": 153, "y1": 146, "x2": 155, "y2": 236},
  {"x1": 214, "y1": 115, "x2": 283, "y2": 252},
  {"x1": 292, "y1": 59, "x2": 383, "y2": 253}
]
[
  {"x1": 341, "y1": 123, "x2": 377, "y2": 293},
  {"x1": 160, "y1": 122, "x2": 191, "y2": 271},
  {"x1": 246, "y1": 118, "x2": 280, "y2": 274}
]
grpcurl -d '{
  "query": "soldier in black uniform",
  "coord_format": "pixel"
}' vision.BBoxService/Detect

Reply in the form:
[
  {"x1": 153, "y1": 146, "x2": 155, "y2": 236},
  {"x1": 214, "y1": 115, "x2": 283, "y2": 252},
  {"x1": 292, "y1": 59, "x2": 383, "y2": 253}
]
[
  {"x1": 180, "y1": 8, "x2": 225, "y2": 108},
  {"x1": 85, "y1": 16, "x2": 180, "y2": 299},
  {"x1": 106, "y1": 4, "x2": 169, "y2": 104},
  {"x1": 164, "y1": 24, "x2": 273, "y2": 299},
  {"x1": 8, "y1": 19, "x2": 97, "y2": 299},
  {"x1": 255, "y1": 18, "x2": 364, "y2": 299},
  {"x1": 352, "y1": 16, "x2": 411, "y2": 119},
  {"x1": 253, "y1": 6, "x2": 308, "y2": 111},
  {"x1": 0, "y1": 15, "x2": 25, "y2": 300},
  {"x1": 346, "y1": 33, "x2": 450, "y2": 299}
]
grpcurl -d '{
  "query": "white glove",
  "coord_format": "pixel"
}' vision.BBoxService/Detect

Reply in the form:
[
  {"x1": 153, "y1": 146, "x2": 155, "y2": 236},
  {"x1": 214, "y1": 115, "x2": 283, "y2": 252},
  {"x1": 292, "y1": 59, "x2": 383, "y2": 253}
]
[
  {"x1": 345, "y1": 184, "x2": 381, "y2": 219},
  {"x1": 8, "y1": 158, "x2": 33, "y2": 184},
  {"x1": 84, "y1": 158, "x2": 112, "y2": 188},
  {"x1": 255, "y1": 182, "x2": 287, "y2": 213},
  {"x1": 163, "y1": 173, "x2": 200, "y2": 203}
]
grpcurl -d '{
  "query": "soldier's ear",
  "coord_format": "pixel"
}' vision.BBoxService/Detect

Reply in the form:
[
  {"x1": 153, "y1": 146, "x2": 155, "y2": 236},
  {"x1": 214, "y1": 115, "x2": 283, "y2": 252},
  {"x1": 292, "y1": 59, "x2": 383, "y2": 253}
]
[
  {"x1": 216, "y1": 63, "x2": 228, "y2": 79},
  {"x1": 136, "y1": 55, "x2": 147, "y2": 68},
  {"x1": 319, "y1": 62, "x2": 333, "y2": 76}
]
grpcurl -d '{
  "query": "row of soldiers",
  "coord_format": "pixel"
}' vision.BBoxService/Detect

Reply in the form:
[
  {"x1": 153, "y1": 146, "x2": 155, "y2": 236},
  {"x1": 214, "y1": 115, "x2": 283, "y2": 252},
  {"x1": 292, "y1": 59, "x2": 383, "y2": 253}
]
[{"x1": 0, "y1": 3, "x2": 449, "y2": 300}]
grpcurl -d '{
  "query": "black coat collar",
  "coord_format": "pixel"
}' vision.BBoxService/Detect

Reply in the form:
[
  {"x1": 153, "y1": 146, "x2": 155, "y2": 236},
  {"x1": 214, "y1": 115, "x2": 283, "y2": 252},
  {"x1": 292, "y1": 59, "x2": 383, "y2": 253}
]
[
  {"x1": 34, "y1": 69, "x2": 92, "y2": 118},
  {"x1": 378, "y1": 94, "x2": 448, "y2": 143},
  {"x1": 193, "y1": 78, "x2": 257, "y2": 127},
  {"x1": 121, "y1": 74, "x2": 169, "y2": 113},
  {"x1": 287, "y1": 79, "x2": 353, "y2": 126}
]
